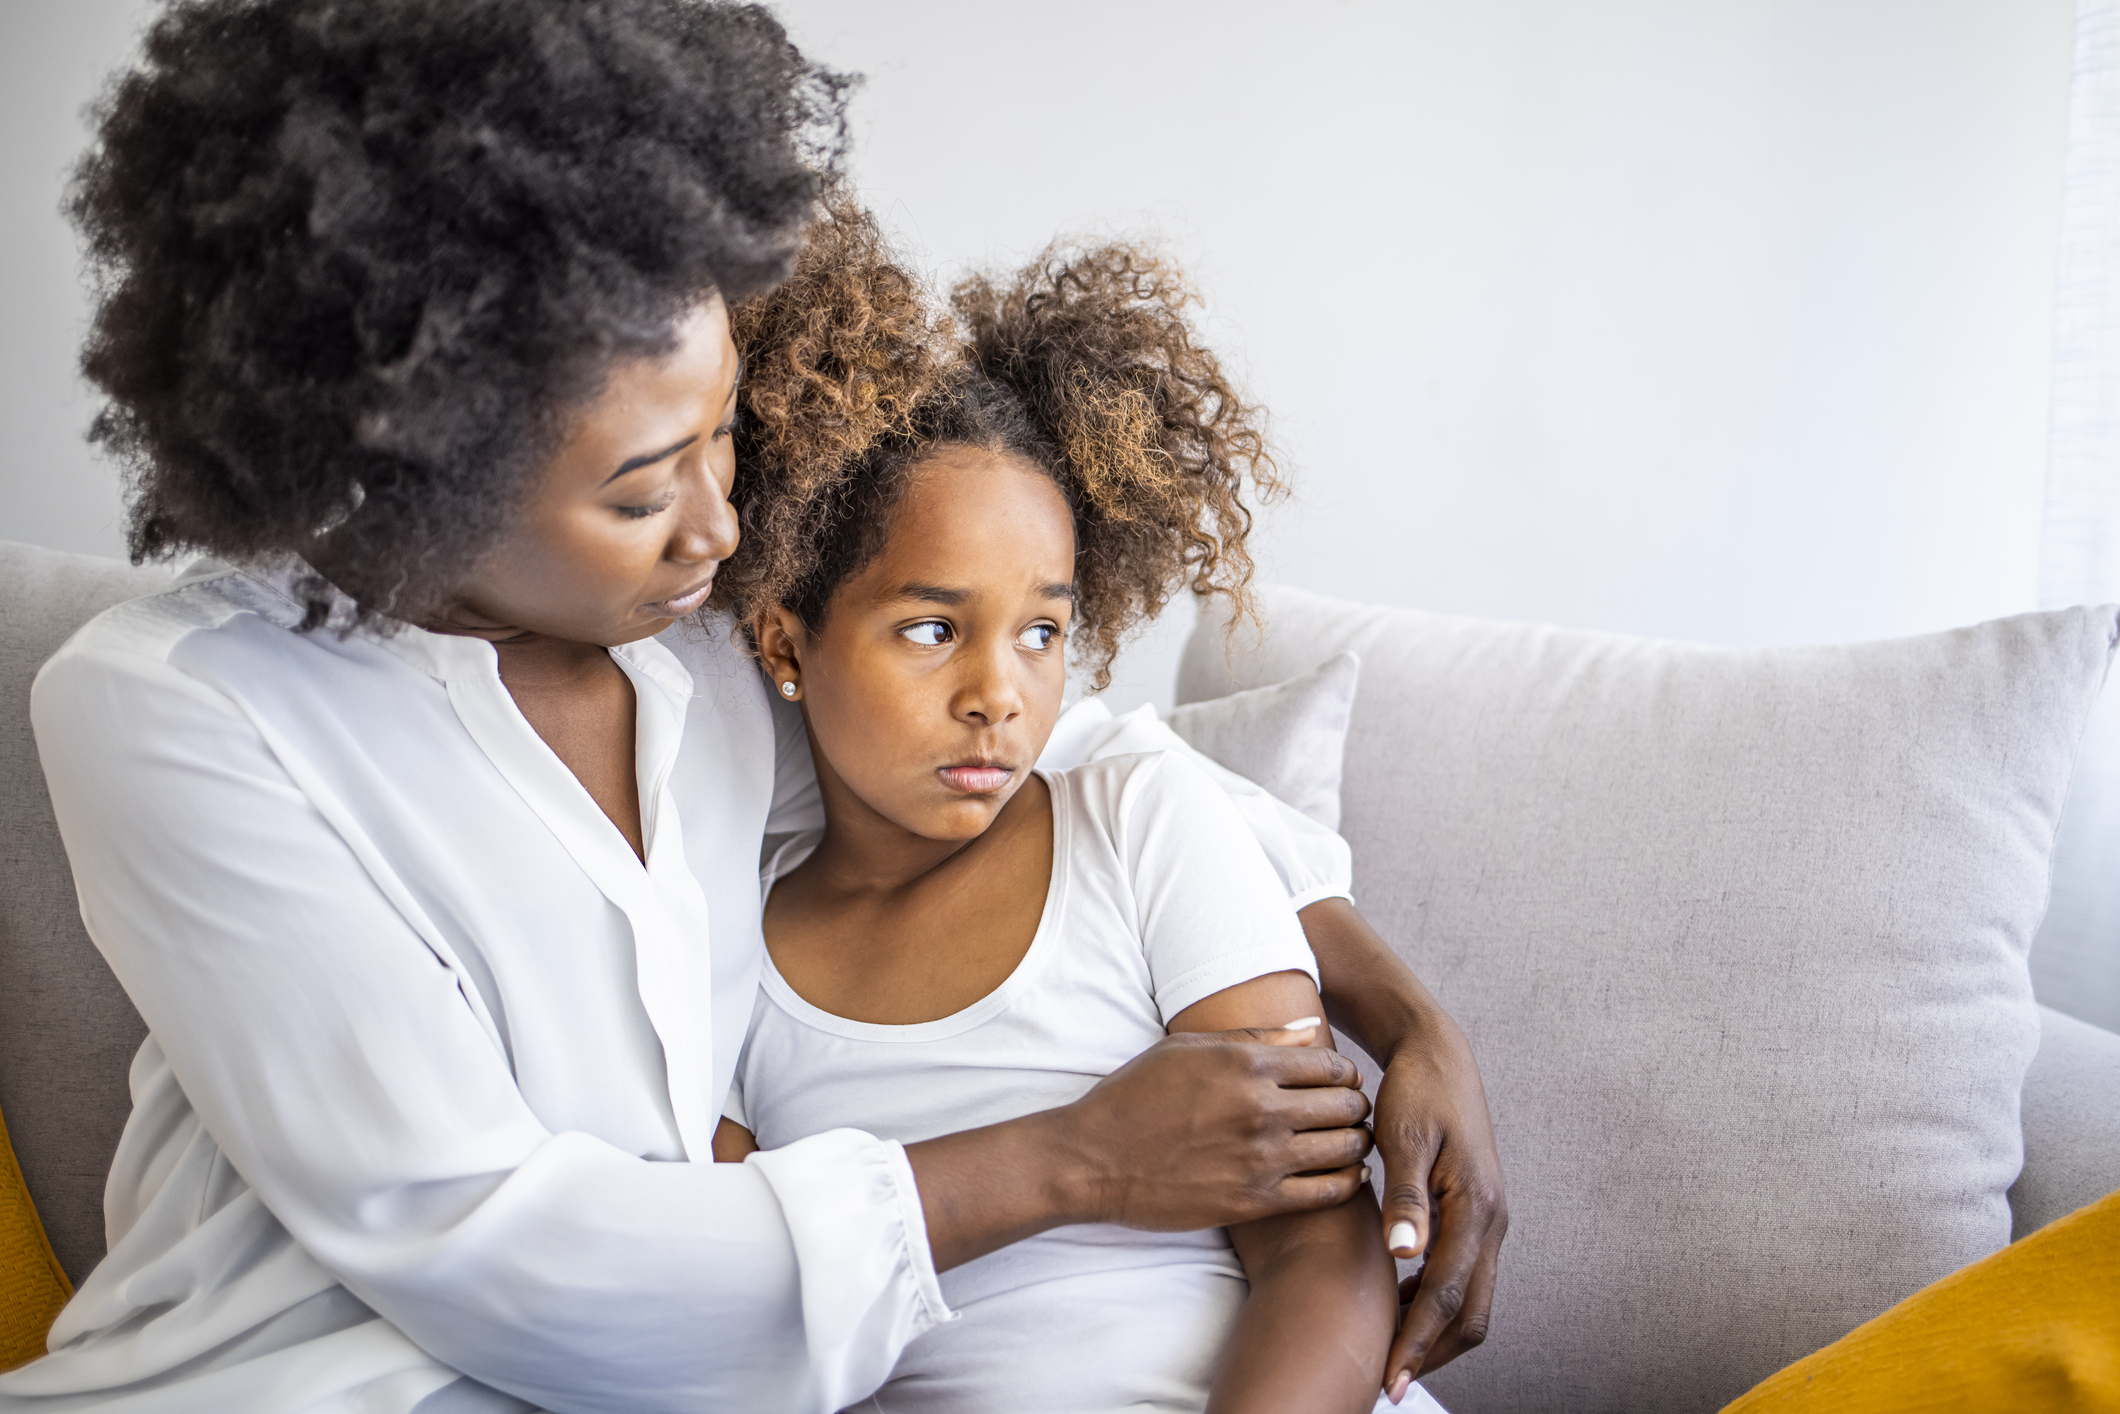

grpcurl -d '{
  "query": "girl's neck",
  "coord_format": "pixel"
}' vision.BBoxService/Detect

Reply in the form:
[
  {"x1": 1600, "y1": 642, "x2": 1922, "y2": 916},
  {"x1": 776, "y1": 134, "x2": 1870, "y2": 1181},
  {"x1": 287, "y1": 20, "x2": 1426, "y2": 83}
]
[{"x1": 801, "y1": 764, "x2": 1048, "y2": 902}]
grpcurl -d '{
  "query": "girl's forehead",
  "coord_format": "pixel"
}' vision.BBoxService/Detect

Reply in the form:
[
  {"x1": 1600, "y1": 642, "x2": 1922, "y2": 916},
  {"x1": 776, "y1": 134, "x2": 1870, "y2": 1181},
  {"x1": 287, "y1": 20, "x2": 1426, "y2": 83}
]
[{"x1": 862, "y1": 448, "x2": 1076, "y2": 588}]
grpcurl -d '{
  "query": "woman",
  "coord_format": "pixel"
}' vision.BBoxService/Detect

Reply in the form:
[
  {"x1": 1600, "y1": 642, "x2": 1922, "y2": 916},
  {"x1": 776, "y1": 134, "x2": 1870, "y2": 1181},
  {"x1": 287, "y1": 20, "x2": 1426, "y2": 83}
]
[{"x1": 2, "y1": 2, "x2": 1503, "y2": 1411}]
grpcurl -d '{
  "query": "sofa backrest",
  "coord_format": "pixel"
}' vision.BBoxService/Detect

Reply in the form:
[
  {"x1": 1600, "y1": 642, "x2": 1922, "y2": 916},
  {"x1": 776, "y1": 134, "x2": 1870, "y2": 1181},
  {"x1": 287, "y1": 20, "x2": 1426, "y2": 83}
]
[{"x1": 1, "y1": 541, "x2": 171, "y2": 1285}]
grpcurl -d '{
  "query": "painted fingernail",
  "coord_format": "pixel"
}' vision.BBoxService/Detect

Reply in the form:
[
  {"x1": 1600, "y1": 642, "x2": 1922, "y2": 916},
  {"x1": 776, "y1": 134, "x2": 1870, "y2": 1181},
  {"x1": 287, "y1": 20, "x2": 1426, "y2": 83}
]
[
  {"x1": 1388, "y1": 1372, "x2": 1413, "y2": 1404},
  {"x1": 1387, "y1": 1220, "x2": 1420, "y2": 1257},
  {"x1": 1281, "y1": 1016, "x2": 1322, "y2": 1031}
]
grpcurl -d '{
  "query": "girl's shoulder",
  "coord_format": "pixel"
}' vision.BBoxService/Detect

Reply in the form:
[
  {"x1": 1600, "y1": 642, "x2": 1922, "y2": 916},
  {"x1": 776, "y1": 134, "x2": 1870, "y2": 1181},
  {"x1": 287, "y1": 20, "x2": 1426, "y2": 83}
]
[{"x1": 1044, "y1": 748, "x2": 1238, "y2": 855}]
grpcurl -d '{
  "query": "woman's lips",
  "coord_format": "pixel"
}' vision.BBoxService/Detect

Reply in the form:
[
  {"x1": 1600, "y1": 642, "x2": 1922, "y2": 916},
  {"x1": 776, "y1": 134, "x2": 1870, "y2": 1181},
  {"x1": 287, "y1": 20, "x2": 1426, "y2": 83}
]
[
  {"x1": 937, "y1": 765, "x2": 1013, "y2": 794},
  {"x1": 646, "y1": 575, "x2": 715, "y2": 617}
]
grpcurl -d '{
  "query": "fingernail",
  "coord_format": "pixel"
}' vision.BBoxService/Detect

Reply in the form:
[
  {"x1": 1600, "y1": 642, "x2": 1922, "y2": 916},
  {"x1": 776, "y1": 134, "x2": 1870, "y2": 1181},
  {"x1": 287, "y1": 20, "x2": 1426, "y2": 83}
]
[
  {"x1": 1280, "y1": 1016, "x2": 1322, "y2": 1031},
  {"x1": 1359, "y1": 1165, "x2": 1372, "y2": 1187},
  {"x1": 1387, "y1": 1220, "x2": 1420, "y2": 1257},
  {"x1": 1388, "y1": 1372, "x2": 1412, "y2": 1404}
]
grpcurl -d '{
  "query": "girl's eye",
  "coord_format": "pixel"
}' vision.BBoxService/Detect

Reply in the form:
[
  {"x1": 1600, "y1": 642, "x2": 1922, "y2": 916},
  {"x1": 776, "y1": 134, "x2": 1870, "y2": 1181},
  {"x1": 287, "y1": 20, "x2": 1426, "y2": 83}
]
[
  {"x1": 901, "y1": 620, "x2": 952, "y2": 647},
  {"x1": 615, "y1": 498, "x2": 674, "y2": 520},
  {"x1": 1018, "y1": 623, "x2": 1058, "y2": 651}
]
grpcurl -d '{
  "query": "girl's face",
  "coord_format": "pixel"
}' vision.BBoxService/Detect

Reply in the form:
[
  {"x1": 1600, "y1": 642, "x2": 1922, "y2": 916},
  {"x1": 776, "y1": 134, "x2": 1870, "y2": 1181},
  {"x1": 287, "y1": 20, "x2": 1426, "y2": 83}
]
[
  {"x1": 764, "y1": 445, "x2": 1076, "y2": 844},
  {"x1": 440, "y1": 299, "x2": 743, "y2": 647}
]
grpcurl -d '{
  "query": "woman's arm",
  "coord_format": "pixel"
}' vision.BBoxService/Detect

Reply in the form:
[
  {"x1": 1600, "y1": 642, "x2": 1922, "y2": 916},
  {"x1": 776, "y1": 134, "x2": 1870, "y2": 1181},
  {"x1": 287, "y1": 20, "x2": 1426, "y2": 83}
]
[
  {"x1": 1021, "y1": 702, "x2": 1508, "y2": 1387},
  {"x1": 1172, "y1": 970, "x2": 1398, "y2": 1414},
  {"x1": 1303, "y1": 898, "x2": 1508, "y2": 1393}
]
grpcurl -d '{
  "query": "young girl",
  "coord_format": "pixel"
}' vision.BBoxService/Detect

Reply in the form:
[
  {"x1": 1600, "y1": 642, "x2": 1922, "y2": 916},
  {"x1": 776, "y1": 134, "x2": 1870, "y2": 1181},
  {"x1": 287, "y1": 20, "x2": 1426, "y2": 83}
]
[{"x1": 706, "y1": 204, "x2": 1445, "y2": 1413}]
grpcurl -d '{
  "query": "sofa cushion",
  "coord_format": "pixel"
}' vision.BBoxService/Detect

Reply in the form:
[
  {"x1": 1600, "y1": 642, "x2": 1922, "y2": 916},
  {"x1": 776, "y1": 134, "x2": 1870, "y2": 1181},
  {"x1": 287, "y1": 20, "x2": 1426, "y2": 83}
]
[
  {"x1": 0, "y1": 542, "x2": 169, "y2": 1285},
  {"x1": 1164, "y1": 651, "x2": 1359, "y2": 830},
  {"x1": 0, "y1": 1096, "x2": 70, "y2": 1373},
  {"x1": 1178, "y1": 586, "x2": 2119, "y2": 1414},
  {"x1": 1721, "y1": 1186, "x2": 2120, "y2": 1412},
  {"x1": 2012, "y1": 1004, "x2": 2120, "y2": 1240}
]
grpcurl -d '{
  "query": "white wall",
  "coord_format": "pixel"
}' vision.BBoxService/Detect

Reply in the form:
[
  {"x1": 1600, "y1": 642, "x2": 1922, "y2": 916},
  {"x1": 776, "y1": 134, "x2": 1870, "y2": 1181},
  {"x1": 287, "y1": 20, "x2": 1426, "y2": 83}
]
[
  {"x1": 767, "y1": 0, "x2": 2076, "y2": 710},
  {"x1": 0, "y1": 0, "x2": 158, "y2": 563},
  {"x1": 1, "y1": 0, "x2": 2077, "y2": 713}
]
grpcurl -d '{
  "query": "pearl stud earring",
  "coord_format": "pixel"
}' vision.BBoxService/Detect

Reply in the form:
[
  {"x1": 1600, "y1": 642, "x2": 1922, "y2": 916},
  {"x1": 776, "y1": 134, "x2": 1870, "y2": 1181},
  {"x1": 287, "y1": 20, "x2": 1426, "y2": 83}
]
[{"x1": 780, "y1": 681, "x2": 798, "y2": 698}]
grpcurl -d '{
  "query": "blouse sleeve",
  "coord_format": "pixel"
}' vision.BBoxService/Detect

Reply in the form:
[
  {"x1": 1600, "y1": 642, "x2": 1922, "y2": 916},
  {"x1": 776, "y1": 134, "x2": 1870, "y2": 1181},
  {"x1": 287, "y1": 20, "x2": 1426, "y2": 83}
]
[
  {"x1": 1040, "y1": 699, "x2": 1355, "y2": 910},
  {"x1": 1106, "y1": 753, "x2": 1324, "y2": 1023},
  {"x1": 31, "y1": 639, "x2": 947, "y2": 1414}
]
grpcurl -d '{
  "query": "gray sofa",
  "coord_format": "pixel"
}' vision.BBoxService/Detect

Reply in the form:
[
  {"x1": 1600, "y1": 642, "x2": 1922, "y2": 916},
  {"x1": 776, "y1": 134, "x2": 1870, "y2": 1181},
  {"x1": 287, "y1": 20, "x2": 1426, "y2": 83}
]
[{"x1": 4, "y1": 538, "x2": 2118, "y2": 1413}]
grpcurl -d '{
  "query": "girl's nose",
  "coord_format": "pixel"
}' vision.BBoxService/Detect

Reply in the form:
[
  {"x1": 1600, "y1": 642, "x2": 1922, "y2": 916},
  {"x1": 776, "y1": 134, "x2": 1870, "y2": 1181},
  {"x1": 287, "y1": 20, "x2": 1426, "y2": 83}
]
[{"x1": 958, "y1": 643, "x2": 1026, "y2": 727}]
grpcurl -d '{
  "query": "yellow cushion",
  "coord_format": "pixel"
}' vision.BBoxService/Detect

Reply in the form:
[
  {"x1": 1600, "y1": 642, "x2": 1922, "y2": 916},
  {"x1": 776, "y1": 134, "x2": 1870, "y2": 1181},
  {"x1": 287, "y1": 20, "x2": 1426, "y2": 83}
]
[
  {"x1": 1723, "y1": 1187, "x2": 2120, "y2": 1412},
  {"x1": 0, "y1": 1097, "x2": 71, "y2": 1374}
]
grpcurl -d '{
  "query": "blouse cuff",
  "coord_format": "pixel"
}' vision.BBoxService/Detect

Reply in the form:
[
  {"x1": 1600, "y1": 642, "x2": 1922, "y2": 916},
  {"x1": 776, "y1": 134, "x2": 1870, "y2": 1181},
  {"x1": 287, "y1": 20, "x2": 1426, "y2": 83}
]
[{"x1": 745, "y1": 1129, "x2": 955, "y2": 1412}]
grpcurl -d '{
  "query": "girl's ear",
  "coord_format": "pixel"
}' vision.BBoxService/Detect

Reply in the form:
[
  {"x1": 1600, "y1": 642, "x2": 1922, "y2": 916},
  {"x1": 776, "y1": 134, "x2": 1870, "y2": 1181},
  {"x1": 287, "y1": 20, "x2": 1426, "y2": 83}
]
[{"x1": 754, "y1": 606, "x2": 809, "y2": 702}]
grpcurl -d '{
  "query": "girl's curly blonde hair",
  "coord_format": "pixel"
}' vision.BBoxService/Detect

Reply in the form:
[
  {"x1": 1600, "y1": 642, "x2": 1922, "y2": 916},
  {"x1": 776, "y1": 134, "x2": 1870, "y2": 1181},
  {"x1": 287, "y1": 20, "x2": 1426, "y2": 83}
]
[{"x1": 711, "y1": 196, "x2": 1286, "y2": 690}]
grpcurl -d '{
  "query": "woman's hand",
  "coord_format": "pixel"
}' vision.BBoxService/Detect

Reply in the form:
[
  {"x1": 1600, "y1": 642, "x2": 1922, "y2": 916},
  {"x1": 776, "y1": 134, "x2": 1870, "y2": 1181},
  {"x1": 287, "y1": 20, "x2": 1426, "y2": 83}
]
[
  {"x1": 906, "y1": 1029, "x2": 1373, "y2": 1272},
  {"x1": 1301, "y1": 897, "x2": 1508, "y2": 1393}
]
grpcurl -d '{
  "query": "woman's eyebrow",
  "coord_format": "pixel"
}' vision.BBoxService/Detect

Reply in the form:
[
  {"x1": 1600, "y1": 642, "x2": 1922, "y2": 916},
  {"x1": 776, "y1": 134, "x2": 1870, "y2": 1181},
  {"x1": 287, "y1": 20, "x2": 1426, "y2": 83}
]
[
  {"x1": 1039, "y1": 583, "x2": 1075, "y2": 601},
  {"x1": 604, "y1": 435, "x2": 698, "y2": 485}
]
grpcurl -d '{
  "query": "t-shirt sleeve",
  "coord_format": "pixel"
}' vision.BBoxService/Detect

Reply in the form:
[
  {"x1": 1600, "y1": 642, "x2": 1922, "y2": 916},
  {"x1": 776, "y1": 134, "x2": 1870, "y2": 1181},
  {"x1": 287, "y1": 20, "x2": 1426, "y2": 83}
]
[{"x1": 1109, "y1": 752, "x2": 1323, "y2": 1023}]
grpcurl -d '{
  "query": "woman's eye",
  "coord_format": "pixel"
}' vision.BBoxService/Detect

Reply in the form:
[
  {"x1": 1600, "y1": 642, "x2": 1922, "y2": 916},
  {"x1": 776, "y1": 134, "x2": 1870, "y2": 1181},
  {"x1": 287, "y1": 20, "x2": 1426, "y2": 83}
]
[
  {"x1": 1018, "y1": 624, "x2": 1058, "y2": 651},
  {"x1": 901, "y1": 621, "x2": 952, "y2": 647},
  {"x1": 615, "y1": 498, "x2": 673, "y2": 520}
]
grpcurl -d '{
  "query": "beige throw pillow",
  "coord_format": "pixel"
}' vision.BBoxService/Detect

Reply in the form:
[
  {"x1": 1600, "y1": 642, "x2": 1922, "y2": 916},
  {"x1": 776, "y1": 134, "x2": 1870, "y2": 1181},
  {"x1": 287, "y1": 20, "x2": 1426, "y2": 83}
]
[{"x1": 1179, "y1": 586, "x2": 2119, "y2": 1414}]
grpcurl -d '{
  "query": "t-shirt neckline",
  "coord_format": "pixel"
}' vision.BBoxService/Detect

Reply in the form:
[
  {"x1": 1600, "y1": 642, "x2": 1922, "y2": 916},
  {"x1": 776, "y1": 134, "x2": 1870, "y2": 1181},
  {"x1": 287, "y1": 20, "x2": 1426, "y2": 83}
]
[{"x1": 758, "y1": 769, "x2": 1073, "y2": 1043}]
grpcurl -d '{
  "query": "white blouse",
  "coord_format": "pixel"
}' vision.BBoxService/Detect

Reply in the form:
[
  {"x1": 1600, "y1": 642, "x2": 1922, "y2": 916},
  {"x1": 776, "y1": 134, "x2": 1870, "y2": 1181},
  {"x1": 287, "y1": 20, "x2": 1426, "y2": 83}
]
[{"x1": 0, "y1": 560, "x2": 1352, "y2": 1414}]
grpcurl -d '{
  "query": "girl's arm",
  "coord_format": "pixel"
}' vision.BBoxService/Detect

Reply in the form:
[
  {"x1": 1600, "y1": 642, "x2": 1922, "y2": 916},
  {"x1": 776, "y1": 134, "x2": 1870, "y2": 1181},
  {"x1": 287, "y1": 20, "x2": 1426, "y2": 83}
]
[{"x1": 1171, "y1": 970, "x2": 1398, "y2": 1414}]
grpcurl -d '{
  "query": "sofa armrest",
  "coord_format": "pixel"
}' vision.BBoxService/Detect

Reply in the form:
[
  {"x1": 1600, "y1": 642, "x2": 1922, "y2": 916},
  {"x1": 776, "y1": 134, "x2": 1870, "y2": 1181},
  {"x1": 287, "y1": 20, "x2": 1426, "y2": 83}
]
[{"x1": 2010, "y1": 1003, "x2": 2120, "y2": 1239}]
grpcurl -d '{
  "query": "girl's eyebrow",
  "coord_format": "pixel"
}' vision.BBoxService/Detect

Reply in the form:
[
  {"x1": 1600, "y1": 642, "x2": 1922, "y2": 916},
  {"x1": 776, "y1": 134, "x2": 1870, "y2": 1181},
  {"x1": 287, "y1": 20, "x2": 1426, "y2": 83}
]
[
  {"x1": 889, "y1": 582, "x2": 968, "y2": 606},
  {"x1": 886, "y1": 581, "x2": 1076, "y2": 605}
]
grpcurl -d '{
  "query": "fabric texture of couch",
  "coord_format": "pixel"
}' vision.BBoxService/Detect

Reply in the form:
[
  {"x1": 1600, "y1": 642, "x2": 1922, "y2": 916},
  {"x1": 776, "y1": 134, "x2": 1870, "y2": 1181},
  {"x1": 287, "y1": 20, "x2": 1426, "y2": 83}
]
[
  {"x1": 0, "y1": 544, "x2": 165, "y2": 1285},
  {"x1": 1179, "y1": 585, "x2": 2120, "y2": 1414}
]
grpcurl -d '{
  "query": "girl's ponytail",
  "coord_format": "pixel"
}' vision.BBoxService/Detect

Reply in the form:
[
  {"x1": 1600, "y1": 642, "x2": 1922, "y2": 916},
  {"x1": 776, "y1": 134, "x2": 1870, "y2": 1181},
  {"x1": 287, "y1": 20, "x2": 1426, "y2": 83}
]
[{"x1": 953, "y1": 243, "x2": 1284, "y2": 684}]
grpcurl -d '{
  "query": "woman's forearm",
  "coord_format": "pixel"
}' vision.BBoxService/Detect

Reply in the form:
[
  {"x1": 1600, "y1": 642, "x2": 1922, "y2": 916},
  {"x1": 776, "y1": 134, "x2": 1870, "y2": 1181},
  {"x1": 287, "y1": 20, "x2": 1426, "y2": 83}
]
[
  {"x1": 1302, "y1": 897, "x2": 1459, "y2": 1066},
  {"x1": 1208, "y1": 1192, "x2": 1398, "y2": 1414},
  {"x1": 1300, "y1": 896, "x2": 1509, "y2": 1386},
  {"x1": 905, "y1": 1108, "x2": 1091, "y2": 1271},
  {"x1": 906, "y1": 1029, "x2": 1373, "y2": 1272}
]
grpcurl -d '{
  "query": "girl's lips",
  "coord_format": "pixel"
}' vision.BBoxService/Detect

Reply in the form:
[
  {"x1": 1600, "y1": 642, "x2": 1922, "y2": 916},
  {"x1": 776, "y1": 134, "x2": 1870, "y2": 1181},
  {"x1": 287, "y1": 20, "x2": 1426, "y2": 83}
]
[
  {"x1": 937, "y1": 765, "x2": 1013, "y2": 794},
  {"x1": 646, "y1": 575, "x2": 715, "y2": 617}
]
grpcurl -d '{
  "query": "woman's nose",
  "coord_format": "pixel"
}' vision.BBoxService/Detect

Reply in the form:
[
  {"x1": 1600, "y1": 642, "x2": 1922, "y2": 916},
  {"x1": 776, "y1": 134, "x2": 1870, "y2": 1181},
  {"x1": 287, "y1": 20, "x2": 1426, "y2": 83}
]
[{"x1": 668, "y1": 471, "x2": 740, "y2": 565}]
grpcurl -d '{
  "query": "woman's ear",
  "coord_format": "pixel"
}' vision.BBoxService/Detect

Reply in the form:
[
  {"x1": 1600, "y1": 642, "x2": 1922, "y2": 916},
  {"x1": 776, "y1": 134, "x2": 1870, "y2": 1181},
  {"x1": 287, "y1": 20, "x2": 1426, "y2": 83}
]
[{"x1": 754, "y1": 607, "x2": 808, "y2": 702}]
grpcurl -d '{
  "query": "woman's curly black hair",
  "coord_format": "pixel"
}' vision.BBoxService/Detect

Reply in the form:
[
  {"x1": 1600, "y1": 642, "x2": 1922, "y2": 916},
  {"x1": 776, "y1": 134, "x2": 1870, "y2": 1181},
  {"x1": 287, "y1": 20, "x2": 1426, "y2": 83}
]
[
  {"x1": 715, "y1": 199, "x2": 1286, "y2": 691},
  {"x1": 71, "y1": 0, "x2": 849, "y2": 626}
]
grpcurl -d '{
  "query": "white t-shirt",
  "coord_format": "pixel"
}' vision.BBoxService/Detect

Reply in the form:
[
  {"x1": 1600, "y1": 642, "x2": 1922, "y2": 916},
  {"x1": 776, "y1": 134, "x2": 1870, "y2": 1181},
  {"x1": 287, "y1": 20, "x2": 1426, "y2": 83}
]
[{"x1": 734, "y1": 751, "x2": 1322, "y2": 1414}]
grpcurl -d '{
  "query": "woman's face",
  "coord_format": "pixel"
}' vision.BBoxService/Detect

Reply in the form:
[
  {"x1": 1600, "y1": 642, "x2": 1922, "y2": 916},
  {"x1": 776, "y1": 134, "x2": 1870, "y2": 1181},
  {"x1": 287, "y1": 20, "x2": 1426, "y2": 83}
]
[
  {"x1": 769, "y1": 445, "x2": 1077, "y2": 844},
  {"x1": 442, "y1": 299, "x2": 743, "y2": 647}
]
